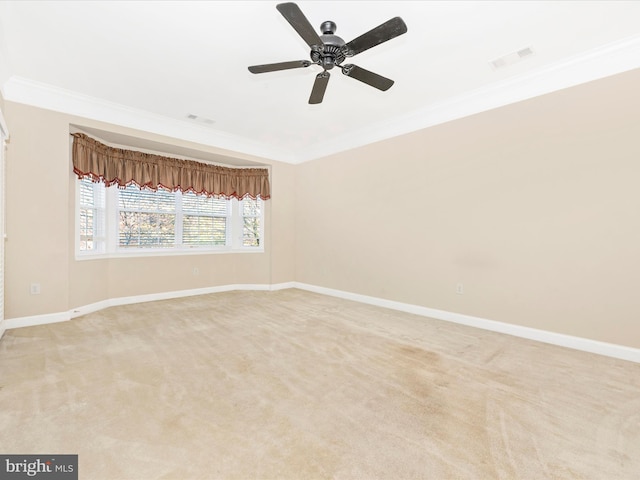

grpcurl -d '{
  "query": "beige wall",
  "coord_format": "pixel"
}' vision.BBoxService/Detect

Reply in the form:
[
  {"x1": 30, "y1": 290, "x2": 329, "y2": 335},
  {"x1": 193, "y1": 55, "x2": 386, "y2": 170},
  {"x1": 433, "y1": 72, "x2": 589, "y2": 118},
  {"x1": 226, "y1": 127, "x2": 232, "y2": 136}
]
[
  {"x1": 295, "y1": 68, "x2": 640, "y2": 349},
  {"x1": 5, "y1": 105, "x2": 71, "y2": 317},
  {"x1": 4, "y1": 102, "x2": 296, "y2": 318},
  {"x1": 4, "y1": 68, "x2": 640, "y2": 350}
]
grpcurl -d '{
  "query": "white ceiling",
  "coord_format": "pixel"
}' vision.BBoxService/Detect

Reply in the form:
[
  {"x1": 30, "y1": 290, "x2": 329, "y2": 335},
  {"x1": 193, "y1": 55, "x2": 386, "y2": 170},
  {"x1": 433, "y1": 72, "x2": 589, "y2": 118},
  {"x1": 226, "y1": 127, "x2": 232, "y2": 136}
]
[{"x1": 1, "y1": 1, "x2": 640, "y2": 164}]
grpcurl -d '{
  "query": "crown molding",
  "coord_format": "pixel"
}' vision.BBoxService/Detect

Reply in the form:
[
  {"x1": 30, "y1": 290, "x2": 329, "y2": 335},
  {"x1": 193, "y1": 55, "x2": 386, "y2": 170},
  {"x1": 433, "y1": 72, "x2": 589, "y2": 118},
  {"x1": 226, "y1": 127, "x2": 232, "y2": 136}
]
[
  {"x1": 2, "y1": 33, "x2": 640, "y2": 164},
  {"x1": 1, "y1": 76, "x2": 297, "y2": 164},
  {"x1": 294, "y1": 33, "x2": 640, "y2": 163}
]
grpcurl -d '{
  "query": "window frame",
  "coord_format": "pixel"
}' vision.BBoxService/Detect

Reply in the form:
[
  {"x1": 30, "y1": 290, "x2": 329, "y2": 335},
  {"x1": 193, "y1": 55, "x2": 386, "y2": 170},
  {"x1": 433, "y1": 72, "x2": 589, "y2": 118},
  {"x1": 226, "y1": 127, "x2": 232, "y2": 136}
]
[{"x1": 75, "y1": 178, "x2": 265, "y2": 260}]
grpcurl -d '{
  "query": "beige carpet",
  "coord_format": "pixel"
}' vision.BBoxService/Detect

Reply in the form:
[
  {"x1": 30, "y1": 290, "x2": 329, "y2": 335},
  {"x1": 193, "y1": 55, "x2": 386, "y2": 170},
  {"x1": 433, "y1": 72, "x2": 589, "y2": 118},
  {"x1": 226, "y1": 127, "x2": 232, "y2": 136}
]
[{"x1": 1, "y1": 289, "x2": 639, "y2": 479}]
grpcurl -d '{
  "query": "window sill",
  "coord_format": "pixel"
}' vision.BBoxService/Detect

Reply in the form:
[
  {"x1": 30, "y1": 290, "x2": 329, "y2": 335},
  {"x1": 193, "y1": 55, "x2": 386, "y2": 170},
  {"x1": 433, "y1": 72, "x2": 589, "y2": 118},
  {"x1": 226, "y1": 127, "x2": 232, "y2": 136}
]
[{"x1": 75, "y1": 247, "x2": 264, "y2": 261}]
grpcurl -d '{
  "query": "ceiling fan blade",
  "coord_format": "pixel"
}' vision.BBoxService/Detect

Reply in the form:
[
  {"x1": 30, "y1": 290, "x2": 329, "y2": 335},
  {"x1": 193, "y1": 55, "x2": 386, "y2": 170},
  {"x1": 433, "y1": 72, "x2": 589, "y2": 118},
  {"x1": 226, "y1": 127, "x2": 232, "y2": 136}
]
[
  {"x1": 342, "y1": 64, "x2": 394, "y2": 91},
  {"x1": 309, "y1": 71, "x2": 330, "y2": 104},
  {"x1": 276, "y1": 2, "x2": 323, "y2": 48},
  {"x1": 343, "y1": 17, "x2": 407, "y2": 57},
  {"x1": 248, "y1": 60, "x2": 311, "y2": 74}
]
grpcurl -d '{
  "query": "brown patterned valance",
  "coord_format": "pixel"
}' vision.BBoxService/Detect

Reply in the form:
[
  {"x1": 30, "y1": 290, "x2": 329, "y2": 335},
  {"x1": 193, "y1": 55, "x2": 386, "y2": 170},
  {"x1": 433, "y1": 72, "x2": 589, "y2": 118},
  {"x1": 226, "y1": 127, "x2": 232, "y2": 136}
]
[{"x1": 72, "y1": 133, "x2": 270, "y2": 200}]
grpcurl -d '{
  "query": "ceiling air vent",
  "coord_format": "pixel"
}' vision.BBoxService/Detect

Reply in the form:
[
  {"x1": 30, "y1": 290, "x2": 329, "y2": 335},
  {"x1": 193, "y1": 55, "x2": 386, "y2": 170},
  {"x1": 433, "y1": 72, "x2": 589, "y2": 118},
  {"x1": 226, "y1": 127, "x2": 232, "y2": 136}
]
[
  {"x1": 490, "y1": 46, "x2": 535, "y2": 70},
  {"x1": 185, "y1": 114, "x2": 216, "y2": 125}
]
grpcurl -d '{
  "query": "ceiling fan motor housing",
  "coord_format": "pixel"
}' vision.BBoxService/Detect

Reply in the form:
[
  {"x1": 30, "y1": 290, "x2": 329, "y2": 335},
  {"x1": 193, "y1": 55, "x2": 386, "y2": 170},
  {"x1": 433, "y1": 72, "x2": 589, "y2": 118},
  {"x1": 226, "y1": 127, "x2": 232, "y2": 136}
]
[{"x1": 311, "y1": 21, "x2": 346, "y2": 69}]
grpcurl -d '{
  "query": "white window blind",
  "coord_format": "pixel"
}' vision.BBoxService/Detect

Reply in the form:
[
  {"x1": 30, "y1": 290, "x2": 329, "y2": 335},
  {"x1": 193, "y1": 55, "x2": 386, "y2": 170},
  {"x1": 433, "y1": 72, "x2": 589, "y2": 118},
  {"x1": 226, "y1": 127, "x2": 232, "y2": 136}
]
[
  {"x1": 182, "y1": 192, "x2": 229, "y2": 247},
  {"x1": 78, "y1": 180, "x2": 105, "y2": 253},
  {"x1": 118, "y1": 185, "x2": 176, "y2": 248},
  {"x1": 76, "y1": 178, "x2": 263, "y2": 257}
]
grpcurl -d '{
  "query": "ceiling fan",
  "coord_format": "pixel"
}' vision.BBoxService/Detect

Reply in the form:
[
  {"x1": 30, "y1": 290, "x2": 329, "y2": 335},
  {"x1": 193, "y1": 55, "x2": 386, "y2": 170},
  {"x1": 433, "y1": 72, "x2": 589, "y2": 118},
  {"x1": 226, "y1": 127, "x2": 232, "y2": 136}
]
[{"x1": 248, "y1": 2, "x2": 408, "y2": 104}]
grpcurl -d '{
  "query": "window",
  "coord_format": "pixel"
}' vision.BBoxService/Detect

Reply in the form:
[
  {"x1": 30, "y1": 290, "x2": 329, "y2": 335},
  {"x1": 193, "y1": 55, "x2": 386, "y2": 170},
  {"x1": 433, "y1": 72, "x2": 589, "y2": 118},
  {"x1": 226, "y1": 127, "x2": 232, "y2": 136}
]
[
  {"x1": 242, "y1": 198, "x2": 262, "y2": 247},
  {"x1": 77, "y1": 178, "x2": 264, "y2": 257},
  {"x1": 181, "y1": 192, "x2": 229, "y2": 247},
  {"x1": 78, "y1": 179, "x2": 106, "y2": 253},
  {"x1": 118, "y1": 185, "x2": 177, "y2": 249}
]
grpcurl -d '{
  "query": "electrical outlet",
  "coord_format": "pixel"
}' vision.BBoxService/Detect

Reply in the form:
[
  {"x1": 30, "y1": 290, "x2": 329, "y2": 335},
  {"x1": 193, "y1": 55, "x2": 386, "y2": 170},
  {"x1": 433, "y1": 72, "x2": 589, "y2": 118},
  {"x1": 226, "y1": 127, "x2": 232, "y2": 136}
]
[
  {"x1": 456, "y1": 283, "x2": 464, "y2": 295},
  {"x1": 30, "y1": 283, "x2": 41, "y2": 295}
]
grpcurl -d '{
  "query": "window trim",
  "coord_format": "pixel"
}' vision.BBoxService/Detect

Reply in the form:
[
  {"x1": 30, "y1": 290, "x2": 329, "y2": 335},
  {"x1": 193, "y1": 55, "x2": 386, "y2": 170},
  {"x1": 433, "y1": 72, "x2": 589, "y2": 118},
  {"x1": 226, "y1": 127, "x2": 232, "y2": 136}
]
[{"x1": 75, "y1": 179, "x2": 265, "y2": 260}]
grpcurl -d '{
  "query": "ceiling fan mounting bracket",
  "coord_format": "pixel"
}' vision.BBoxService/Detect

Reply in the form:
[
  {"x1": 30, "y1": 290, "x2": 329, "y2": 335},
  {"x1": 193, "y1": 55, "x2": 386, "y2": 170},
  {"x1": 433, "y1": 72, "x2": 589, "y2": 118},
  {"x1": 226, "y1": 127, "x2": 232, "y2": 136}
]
[{"x1": 340, "y1": 64, "x2": 354, "y2": 76}]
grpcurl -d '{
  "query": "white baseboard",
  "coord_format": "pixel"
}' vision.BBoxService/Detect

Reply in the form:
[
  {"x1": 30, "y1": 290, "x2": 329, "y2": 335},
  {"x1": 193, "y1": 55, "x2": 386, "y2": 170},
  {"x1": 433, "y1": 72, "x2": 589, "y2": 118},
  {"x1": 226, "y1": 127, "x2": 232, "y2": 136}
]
[
  {"x1": 6, "y1": 282, "x2": 295, "y2": 328},
  {"x1": 292, "y1": 282, "x2": 640, "y2": 364},
  {"x1": 4, "y1": 281, "x2": 639, "y2": 364},
  {"x1": 4, "y1": 311, "x2": 71, "y2": 330}
]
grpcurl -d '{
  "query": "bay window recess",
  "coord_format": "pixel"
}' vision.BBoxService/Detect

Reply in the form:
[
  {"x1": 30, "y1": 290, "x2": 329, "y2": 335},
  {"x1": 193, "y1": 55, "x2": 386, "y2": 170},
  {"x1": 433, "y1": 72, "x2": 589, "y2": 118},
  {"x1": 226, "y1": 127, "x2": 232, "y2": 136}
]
[{"x1": 73, "y1": 133, "x2": 269, "y2": 257}]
